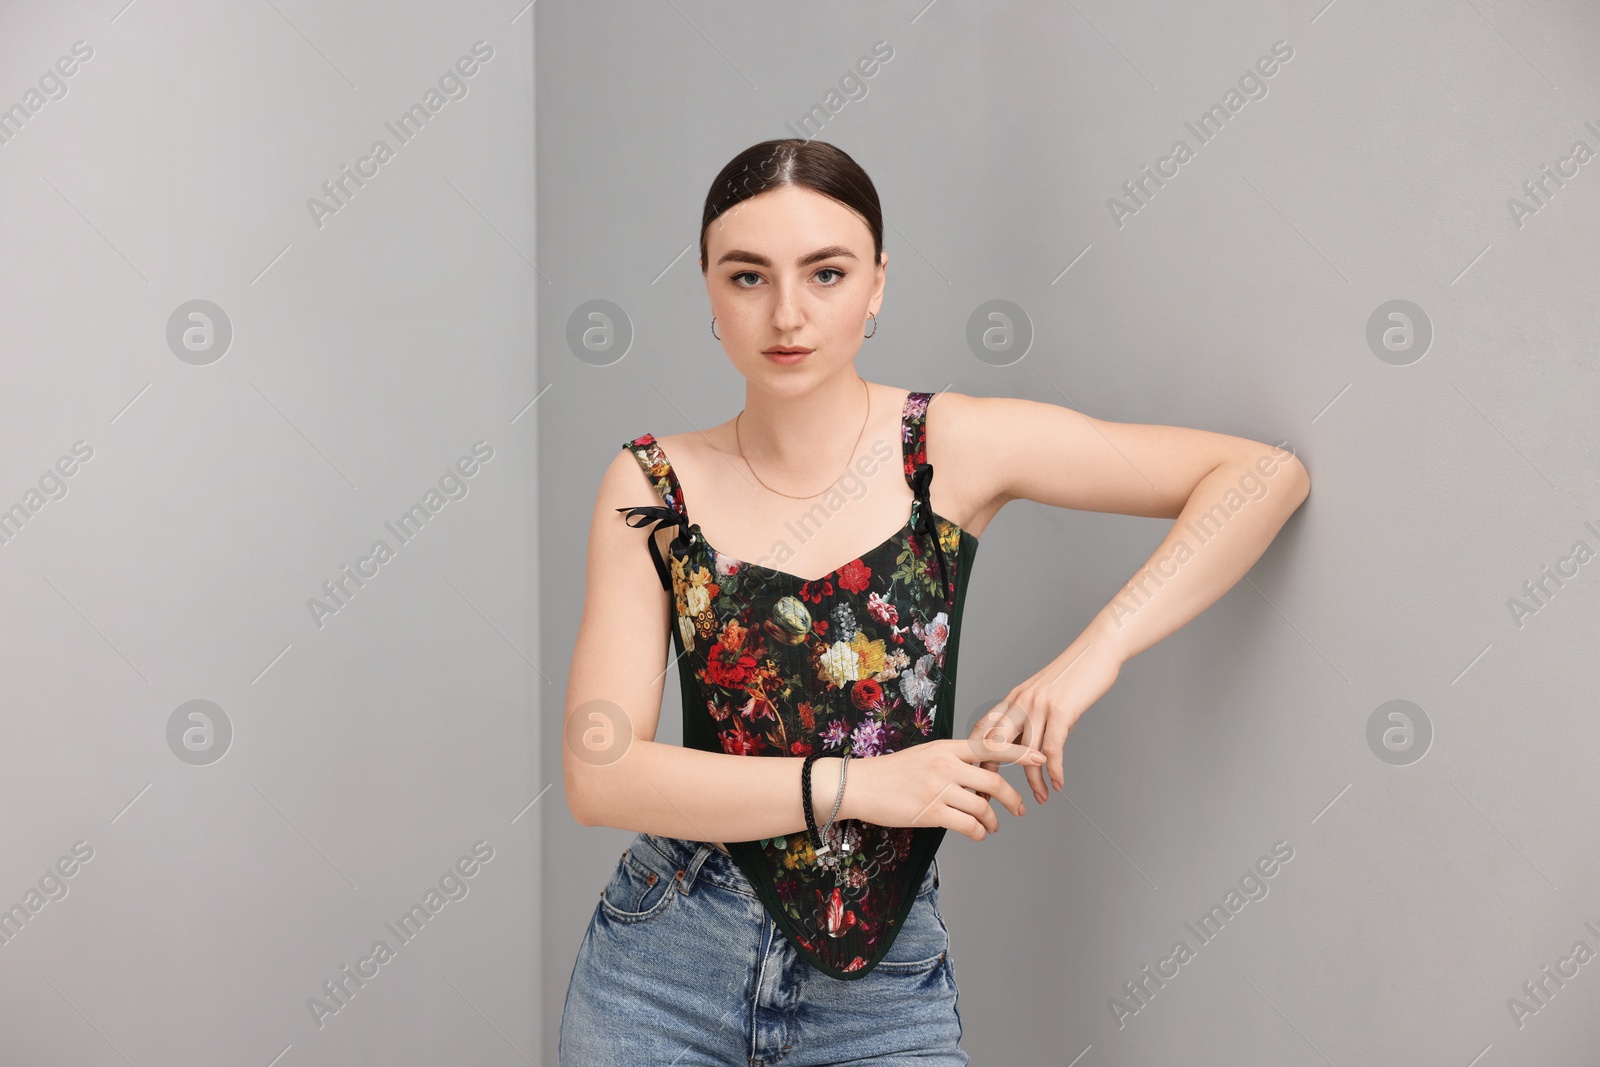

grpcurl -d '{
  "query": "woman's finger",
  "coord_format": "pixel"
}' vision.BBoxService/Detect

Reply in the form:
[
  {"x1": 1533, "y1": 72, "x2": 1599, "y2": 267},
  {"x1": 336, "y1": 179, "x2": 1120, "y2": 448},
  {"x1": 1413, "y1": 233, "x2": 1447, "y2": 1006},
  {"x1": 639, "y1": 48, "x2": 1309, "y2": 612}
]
[
  {"x1": 1002, "y1": 720, "x2": 1048, "y2": 803},
  {"x1": 964, "y1": 764, "x2": 1026, "y2": 816},
  {"x1": 975, "y1": 758, "x2": 994, "y2": 802},
  {"x1": 987, "y1": 698, "x2": 1049, "y2": 803},
  {"x1": 927, "y1": 784, "x2": 989, "y2": 841},
  {"x1": 1039, "y1": 704, "x2": 1075, "y2": 792},
  {"x1": 1025, "y1": 753, "x2": 1048, "y2": 803},
  {"x1": 941, "y1": 783, "x2": 999, "y2": 835},
  {"x1": 961, "y1": 738, "x2": 1042, "y2": 767}
]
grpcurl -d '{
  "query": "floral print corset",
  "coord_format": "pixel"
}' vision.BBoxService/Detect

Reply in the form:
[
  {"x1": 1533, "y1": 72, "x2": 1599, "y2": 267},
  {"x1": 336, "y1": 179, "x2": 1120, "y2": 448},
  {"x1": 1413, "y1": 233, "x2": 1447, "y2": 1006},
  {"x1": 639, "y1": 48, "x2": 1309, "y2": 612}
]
[{"x1": 615, "y1": 390, "x2": 980, "y2": 980}]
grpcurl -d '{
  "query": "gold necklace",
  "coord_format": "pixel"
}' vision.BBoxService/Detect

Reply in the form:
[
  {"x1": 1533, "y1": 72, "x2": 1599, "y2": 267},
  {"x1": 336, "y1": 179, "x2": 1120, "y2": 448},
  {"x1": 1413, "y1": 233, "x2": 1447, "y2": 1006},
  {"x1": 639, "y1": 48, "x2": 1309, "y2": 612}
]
[{"x1": 735, "y1": 377, "x2": 871, "y2": 500}]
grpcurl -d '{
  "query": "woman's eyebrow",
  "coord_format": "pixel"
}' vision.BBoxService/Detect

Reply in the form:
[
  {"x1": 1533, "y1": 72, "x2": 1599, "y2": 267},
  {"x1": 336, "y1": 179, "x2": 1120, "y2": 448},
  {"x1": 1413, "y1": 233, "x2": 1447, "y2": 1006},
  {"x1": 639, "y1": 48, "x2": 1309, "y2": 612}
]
[{"x1": 714, "y1": 245, "x2": 859, "y2": 268}]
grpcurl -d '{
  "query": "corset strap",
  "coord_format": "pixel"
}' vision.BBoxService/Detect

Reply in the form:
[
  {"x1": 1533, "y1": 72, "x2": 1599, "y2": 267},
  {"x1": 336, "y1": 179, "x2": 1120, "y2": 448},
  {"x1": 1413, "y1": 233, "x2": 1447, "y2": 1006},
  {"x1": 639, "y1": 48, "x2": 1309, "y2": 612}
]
[
  {"x1": 907, "y1": 462, "x2": 951, "y2": 601},
  {"x1": 616, "y1": 504, "x2": 692, "y2": 592}
]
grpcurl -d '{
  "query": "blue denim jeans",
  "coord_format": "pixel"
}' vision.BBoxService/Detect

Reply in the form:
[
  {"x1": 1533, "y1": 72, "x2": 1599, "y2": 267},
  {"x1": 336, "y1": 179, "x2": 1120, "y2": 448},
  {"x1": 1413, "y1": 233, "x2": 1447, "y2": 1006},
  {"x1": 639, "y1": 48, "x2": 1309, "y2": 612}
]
[{"x1": 559, "y1": 832, "x2": 968, "y2": 1065}]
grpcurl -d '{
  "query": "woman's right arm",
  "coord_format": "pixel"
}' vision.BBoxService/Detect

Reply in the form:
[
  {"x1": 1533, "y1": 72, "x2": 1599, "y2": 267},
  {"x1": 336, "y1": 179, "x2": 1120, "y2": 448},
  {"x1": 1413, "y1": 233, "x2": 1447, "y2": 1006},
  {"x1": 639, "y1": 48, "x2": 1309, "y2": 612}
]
[{"x1": 563, "y1": 446, "x2": 1042, "y2": 843}]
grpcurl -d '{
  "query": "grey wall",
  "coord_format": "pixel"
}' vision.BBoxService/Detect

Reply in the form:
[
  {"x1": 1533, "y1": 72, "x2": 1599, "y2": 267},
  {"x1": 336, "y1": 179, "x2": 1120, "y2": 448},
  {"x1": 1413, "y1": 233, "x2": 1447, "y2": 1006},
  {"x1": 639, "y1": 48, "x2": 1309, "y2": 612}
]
[
  {"x1": 539, "y1": 1, "x2": 1600, "y2": 1065},
  {"x1": 1, "y1": 2, "x2": 540, "y2": 1065},
  {"x1": 6, "y1": 1, "x2": 1597, "y2": 1064}
]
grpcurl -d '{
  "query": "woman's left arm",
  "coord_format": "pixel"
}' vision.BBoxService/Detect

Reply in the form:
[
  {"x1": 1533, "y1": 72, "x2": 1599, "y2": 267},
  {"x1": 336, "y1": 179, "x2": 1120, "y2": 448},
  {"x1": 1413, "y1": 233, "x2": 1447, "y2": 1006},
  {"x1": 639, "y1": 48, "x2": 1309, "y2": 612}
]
[{"x1": 951, "y1": 394, "x2": 1311, "y2": 806}]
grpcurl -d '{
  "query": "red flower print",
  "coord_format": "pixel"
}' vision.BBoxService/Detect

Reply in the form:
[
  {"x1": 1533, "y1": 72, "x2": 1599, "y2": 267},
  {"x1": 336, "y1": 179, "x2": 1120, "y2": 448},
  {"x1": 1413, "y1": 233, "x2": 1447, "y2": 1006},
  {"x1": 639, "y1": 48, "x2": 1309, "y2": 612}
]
[
  {"x1": 799, "y1": 579, "x2": 834, "y2": 604},
  {"x1": 704, "y1": 639, "x2": 758, "y2": 689},
  {"x1": 850, "y1": 678, "x2": 884, "y2": 711},
  {"x1": 843, "y1": 956, "x2": 868, "y2": 973},
  {"x1": 790, "y1": 739, "x2": 814, "y2": 757},
  {"x1": 835, "y1": 559, "x2": 871, "y2": 594},
  {"x1": 816, "y1": 886, "x2": 858, "y2": 938},
  {"x1": 719, "y1": 716, "x2": 762, "y2": 756},
  {"x1": 798, "y1": 702, "x2": 817, "y2": 732}
]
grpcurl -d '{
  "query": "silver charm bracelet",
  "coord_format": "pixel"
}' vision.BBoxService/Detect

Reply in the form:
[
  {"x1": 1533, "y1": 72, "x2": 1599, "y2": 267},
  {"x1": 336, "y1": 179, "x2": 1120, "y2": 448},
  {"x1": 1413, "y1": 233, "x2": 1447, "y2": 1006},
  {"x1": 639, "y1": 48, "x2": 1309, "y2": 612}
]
[{"x1": 820, "y1": 751, "x2": 849, "y2": 841}]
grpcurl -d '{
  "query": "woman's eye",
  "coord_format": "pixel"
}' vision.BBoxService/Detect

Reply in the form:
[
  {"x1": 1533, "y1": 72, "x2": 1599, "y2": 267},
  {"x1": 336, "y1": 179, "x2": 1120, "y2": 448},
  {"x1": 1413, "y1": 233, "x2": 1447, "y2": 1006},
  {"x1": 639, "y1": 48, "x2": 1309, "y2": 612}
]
[{"x1": 731, "y1": 268, "x2": 844, "y2": 288}]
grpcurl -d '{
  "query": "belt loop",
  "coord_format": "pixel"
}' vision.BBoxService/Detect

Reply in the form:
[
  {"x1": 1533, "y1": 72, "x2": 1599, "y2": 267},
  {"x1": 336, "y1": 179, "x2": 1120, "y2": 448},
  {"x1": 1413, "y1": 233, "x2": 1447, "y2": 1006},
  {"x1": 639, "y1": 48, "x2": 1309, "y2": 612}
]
[{"x1": 676, "y1": 842, "x2": 714, "y2": 894}]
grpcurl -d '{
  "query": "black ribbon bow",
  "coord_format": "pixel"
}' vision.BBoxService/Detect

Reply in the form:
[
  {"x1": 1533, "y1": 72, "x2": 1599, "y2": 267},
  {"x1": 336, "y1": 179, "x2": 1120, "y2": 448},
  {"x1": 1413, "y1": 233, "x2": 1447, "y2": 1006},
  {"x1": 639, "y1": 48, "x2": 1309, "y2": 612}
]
[
  {"x1": 616, "y1": 504, "x2": 692, "y2": 592},
  {"x1": 907, "y1": 462, "x2": 952, "y2": 601}
]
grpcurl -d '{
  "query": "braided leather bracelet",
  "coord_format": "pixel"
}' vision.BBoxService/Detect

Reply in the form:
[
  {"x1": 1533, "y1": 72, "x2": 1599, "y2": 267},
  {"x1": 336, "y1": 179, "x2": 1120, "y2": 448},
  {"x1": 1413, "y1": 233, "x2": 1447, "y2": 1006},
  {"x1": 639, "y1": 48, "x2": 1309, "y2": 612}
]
[{"x1": 801, "y1": 752, "x2": 822, "y2": 849}]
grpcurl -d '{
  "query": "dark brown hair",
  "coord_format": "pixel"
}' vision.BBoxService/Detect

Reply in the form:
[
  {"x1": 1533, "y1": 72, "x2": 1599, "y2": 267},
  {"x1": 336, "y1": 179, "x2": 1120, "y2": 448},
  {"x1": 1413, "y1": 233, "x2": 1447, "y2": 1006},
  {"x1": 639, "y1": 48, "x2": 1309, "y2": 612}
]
[{"x1": 699, "y1": 139, "x2": 884, "y2": 275}]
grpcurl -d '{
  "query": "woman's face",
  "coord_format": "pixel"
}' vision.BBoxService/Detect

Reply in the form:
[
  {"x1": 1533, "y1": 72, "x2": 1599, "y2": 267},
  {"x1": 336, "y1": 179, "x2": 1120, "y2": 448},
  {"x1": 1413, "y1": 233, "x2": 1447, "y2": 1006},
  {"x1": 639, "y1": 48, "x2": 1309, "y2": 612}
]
[{"x1": 700, "y1": 184, "x2": 886, "y2": 387}]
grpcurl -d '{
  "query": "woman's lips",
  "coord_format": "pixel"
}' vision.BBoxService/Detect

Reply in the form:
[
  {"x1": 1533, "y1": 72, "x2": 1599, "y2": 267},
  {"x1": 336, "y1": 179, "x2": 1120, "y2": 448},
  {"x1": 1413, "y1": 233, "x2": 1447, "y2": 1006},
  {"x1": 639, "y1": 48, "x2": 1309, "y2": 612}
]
[{"x1": 764, "y1": 349, "x2": 811, "y2": 365}]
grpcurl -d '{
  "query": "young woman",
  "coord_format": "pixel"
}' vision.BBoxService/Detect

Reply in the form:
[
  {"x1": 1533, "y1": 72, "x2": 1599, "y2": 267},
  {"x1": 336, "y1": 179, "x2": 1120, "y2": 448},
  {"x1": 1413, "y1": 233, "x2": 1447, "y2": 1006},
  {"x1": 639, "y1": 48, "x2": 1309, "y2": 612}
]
[{"x1": 559, "y1": 138, "x2": 1310, "y2": 1064}]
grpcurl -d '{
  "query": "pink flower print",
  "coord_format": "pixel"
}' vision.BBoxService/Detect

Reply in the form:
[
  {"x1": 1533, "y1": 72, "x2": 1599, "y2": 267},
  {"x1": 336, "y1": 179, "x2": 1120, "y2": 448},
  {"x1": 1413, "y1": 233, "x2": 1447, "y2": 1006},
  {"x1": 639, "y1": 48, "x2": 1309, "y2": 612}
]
[
  {"x1": 821, "y1": 719, "x2": 850, "y2": 749},
  {"x1": 851, "y1": 719, "x2": 890, "y2": 758},
  {"x1": 737, "y1": 693, "x2": 777, "y2": 722},
  {"x1": 915, "y1": 611, "x2": 949, "y2": 661},
  {"x1": 866, "y1": 592, "x2": 899, "y2": 626}
]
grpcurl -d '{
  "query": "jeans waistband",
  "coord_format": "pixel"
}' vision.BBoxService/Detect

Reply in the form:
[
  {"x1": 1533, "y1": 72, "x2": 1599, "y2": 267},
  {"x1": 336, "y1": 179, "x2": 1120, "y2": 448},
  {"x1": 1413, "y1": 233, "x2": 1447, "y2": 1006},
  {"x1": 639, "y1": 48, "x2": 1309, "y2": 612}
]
[
  {"x1": 634, "y1": 833, "x2": 757, "y2": 897},
  {"x1": 632, "y1": 833, "x2": 939, "y2": 899}
]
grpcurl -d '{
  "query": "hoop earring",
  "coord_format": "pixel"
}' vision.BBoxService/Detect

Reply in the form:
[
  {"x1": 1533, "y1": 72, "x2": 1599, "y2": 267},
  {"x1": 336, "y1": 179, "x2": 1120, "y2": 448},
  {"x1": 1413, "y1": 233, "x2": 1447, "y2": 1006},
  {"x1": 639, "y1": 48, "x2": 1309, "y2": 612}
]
[
  {"x1": 710, "y1": 315, "x2": 720, "y2": 341},
  {"x1": 864, "y1": 313, "x2": 877, "y2": 339}
]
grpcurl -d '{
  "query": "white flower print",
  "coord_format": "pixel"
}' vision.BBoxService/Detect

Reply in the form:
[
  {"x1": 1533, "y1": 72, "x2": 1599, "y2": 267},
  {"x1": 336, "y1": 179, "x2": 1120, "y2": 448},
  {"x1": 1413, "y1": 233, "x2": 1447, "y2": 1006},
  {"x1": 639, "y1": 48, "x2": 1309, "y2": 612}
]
[
  {"x1": 898, "y1": 653, "x2": 938, "y2": 708},
  {"x1": 818, "y1": 640, "x2": 861, "y2": 688},
  {"x1": 678, "y1": 614, "x2": 696, "y2": 651}
]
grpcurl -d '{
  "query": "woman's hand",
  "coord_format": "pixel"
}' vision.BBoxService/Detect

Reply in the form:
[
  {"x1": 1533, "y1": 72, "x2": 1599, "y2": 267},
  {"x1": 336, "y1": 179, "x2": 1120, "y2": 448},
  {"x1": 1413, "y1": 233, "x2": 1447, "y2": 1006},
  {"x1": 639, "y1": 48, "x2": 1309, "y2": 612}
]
[
  {"x1": 843, "y1": 739, "x2": 1046, "y2": 842},
  {"x1": 970, "y1": 643, "x2": 1123, "y2": 805}
]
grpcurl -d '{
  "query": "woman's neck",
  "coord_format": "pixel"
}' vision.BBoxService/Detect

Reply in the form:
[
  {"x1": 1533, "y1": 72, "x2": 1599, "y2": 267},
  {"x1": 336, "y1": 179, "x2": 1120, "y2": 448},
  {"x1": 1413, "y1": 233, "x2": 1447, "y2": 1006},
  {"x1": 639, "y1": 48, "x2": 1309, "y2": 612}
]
[{"x1": 735, "y1": 373, "x2": 877, "y2": 477}]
